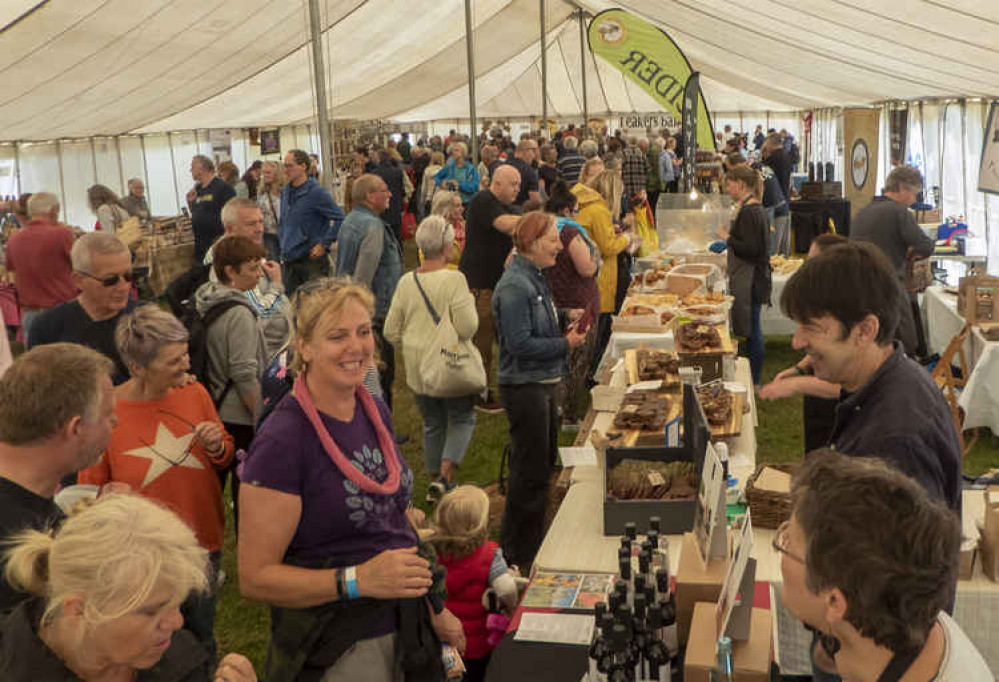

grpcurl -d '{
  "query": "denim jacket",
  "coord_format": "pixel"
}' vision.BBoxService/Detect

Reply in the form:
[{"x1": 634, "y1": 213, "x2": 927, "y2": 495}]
[
  {"x1": 335, "y1": 207, "x2": 402, "y2": 321},
  {"x1": 492, "y1": 254, "x2": 568, "y2": 385}
]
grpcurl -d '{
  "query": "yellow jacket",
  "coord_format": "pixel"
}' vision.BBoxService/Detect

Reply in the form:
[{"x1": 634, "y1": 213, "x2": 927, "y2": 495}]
[{"x1": 573, "y1": 184, "x2": 628, "y2": 313}]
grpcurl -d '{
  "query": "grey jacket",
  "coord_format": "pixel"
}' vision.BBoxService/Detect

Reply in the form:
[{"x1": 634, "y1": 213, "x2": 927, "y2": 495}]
[{"x1": 195, "y1": 281, "x2": 268, "y2": 426}]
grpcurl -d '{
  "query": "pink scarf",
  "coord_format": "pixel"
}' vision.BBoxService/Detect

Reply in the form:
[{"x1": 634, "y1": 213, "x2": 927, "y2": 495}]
[{"x1": 292, "y1": 374, "x2": 401, "y2": 496}]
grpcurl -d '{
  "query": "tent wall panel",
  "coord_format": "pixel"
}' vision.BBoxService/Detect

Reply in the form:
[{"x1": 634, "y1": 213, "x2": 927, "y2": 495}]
[
  {"x1": 142, "y1": 134, "x2": 180, "y2": 218},
  {"x1": 60, "y1": 141, "x2": 97, "y2": 230}
]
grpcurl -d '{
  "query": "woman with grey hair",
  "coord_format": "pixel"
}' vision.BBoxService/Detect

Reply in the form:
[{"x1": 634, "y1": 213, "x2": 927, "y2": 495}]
[
  {"x1": 77, "y1": 304, "x2": 234, "y2": 659},
  {"x1": 430, "y1": 189, "x2": 466, "y2": 268},
  {"x1": 384, "y1": 216, "x2": 479, "y2": 502}
]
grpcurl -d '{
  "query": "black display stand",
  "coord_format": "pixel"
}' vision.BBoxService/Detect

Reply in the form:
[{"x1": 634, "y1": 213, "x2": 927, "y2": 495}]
[{"x1": 789, "y1": 198, "x2": 852, "y2": 253}]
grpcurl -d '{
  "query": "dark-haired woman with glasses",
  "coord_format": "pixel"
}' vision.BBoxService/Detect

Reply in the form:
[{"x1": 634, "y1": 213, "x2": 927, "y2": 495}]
[
  {"x1": 27, "y1": 232, "x2": 138, "y2": 384},
  {"x1": 79, "y1": 304, "x2": 234, "y2": 660}
]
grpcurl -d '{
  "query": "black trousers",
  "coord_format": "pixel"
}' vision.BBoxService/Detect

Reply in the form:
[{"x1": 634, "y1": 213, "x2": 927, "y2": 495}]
[
  {"x1": 282, "y1": 254, "x2": 329, "y2": 297},
  {"x1": 372, "y1": 322, "x2": 396, "y2": 410},
  {"x1": 220, "y1": 422, "x2": 255, "y2": 533},
  {"x1": 499, "y1": 382, "x2": 558, "y2": 567}
]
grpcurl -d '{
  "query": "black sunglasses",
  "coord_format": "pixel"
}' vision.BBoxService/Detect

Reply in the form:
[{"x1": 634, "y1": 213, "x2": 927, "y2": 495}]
[{"x1": 79, "y1": 271, "x2": 135, "y2": 287}]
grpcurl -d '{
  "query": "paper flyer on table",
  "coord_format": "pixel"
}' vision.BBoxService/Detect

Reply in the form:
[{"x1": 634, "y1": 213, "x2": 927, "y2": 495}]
[
  {"x1": 559, "y1": 446, "x2": 597, "y2": 467},
  {"x1": 514, "y1": 612, "x2": 595, "y2": 645}
]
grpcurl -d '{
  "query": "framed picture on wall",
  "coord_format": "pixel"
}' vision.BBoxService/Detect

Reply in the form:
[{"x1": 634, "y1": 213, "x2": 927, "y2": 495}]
[
  {"x1": 260, "y1": 129, "x2": 281, "y2": 156},
  {"x1": 978, "y1": 102, "x2": 999, "y2": 195}
]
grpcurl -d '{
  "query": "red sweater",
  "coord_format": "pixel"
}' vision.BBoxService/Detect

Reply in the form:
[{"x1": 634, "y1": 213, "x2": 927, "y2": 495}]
[
  {"x1": 441, "y1": 540, "x2": 498, "y2": 660},
  {"x1": 79, "y1": 382, "x2": 234, "y2": 551}
]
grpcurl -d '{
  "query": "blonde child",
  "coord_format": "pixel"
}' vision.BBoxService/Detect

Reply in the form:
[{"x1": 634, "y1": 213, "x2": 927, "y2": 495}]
[{"x1": 430, "y1": 486, "x2": 520, "y2": 682}]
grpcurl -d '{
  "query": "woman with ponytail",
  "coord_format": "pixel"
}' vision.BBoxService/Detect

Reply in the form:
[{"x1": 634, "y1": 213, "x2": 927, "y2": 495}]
[
  {"x1": 0, "y1": 494, "x2": 256, "y2": 681},
  {"x1": 237, "y1": 278, "x2": 463, "y2": 681}
]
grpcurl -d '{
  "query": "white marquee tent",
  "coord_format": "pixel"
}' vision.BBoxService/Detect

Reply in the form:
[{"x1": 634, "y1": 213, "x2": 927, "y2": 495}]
[{"x1": 1, "y1": 0, "x2": 998, "y2": 266}]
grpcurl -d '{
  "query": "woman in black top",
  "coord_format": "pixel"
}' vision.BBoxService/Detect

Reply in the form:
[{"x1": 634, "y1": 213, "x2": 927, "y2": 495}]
[{"x1": 718, "y1": 165, "x2": 771, "y2": 386}]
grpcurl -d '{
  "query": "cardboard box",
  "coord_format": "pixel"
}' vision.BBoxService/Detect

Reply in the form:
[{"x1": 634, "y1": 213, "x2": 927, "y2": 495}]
[
  {"x1": 675, "y1": 532, "x2": 729, "y2": 645},
  {"x1": 603, "y1": 385, "x2": 712, "y2": 536},
  {"x1": 979, "y1": 486, "x2": 999, "y2": 582},
  {"x1": 684, "y1": 602, "x2": 772, "y2": 682},
  {"x1": 957, "y1": 276, "x2": 999, "y2": 324}
]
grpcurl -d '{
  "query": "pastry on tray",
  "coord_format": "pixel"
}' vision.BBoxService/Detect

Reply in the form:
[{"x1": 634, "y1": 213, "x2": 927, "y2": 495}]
[
  {"x1": 612, "y1": 392, "x2": 671, "y2": 431},
  {"x1": 621, "y1": 304, "x2": 657, "y2": 317},
  {"x1": 677, "y1": 322, "x2": 721, "y2": 351},
  {"x1": 636, "y1": 350, "x2": 680, "y2": 381},
  {"x1": 682, "y1": 291, "x2": 725, "y2": 306},
  {"x1": 696, "y1": 382, "x2": 734, "y2": 426},
  {"x1": 659, "y1": 310, "x2": 676, "y2": 325}
]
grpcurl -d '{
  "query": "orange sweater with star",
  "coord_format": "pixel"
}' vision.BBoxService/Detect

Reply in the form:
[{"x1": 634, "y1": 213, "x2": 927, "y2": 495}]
[{"x1": 79, "y1": 382, "x2": 235, "y2": 551}]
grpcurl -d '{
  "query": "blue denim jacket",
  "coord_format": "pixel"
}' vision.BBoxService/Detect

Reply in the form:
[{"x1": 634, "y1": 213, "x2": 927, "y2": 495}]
[
  {"x1": 492, "y1": 254, "x2": 568, "y2": 385},
  {"x1": 335, "y1": 206, "x2": 402, "y2": 321}
]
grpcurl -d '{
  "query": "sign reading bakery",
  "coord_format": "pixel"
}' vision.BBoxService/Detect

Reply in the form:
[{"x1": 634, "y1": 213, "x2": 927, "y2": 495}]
[
  {"x1": 841, "y1": 108, "x2": 880, "y2": 217},
  {"x1": 588, "y1": 9, "x2": 716, "y2": 151}
]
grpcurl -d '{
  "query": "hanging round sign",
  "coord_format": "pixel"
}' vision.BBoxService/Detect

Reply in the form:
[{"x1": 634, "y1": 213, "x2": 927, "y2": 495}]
[{"x1": 851, "y1": 138, "x2": 870, "y2": 190}]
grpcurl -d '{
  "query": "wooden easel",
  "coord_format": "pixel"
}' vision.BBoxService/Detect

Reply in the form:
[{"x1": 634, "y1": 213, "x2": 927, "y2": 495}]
[{"x1": 931, "y1": 323, "x2": 978, "y2": 455}]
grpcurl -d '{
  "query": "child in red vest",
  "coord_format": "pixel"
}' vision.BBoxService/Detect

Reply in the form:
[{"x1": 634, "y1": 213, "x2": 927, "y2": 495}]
[{"x1": 431, "y1": 485, "x2": 519, "y2": 682}]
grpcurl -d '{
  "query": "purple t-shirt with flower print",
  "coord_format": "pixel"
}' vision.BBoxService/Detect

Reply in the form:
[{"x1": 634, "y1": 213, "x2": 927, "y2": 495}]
[{"x1": 240, "y1": 391, "x2": 417, "y2": 565}]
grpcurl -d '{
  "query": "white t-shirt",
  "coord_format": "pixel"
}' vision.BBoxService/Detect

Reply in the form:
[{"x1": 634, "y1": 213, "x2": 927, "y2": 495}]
[{"x1": 935, "y1": 611, "x2": 993, "y2": 681}]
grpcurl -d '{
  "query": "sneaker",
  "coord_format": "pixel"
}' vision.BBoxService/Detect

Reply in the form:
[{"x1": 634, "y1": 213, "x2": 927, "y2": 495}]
[
  {"x1": 216, "y1": 569, "x2": 227, "y2": 589},
  {"x1": 475, "y1": 393, "x2": 504, "y2": 415},
  {"x1": 426, "y1": 479, "x2": 447, "y2": 505}
]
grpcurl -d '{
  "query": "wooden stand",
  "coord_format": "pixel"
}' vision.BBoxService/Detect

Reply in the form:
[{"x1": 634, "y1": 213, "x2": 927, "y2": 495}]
[
  {"x1": 931, "y1": 323, "x2": 978, "y2": 455},
  {"x1": 683, "y1": 602, "x2": 772, "y2": 682}
]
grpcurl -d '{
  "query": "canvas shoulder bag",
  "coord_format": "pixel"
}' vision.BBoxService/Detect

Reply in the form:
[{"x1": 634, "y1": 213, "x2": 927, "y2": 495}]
[{"x1": 412, "y1": 272, "x2": 487, "y2": 398}]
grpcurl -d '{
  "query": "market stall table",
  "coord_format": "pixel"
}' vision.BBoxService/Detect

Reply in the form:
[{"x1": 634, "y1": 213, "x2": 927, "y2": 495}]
[
  {"x1": 923, "y1": 285, "x2": 999, "y2": 434},
  {"x1": 760, "y1": 271, "x2": 797, "y2": 336}
]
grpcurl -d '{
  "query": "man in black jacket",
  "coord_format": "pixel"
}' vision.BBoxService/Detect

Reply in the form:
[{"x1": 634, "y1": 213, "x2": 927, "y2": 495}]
[
  {"x1": 186, "y1": 155, "x2": 235, "y2": 262},
  {"x1": 374, "y1": 148, "x2": 406, "y2": 245},
  {"x1": 780, "y1": 241, "x2": 962, "y2": 680}
]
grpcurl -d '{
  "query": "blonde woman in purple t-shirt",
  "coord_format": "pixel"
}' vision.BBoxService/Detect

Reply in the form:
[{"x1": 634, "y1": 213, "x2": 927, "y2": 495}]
[{"x1": 238, "y1": 279, "x2": 463, "y2": 681}]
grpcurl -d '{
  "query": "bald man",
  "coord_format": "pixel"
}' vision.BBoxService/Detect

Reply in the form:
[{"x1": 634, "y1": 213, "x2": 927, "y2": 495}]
[
  {"x1": 489, "y1": 139, "x2": 540, "y2": 206},
  {"x1": 460, "y1": 165, "x2": 523, "y2": 413}
]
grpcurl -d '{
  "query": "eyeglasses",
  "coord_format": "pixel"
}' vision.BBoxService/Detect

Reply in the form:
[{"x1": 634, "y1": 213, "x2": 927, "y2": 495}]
[
  {"x1": 78, "y1": 271, "x2": 135, "y2": 287},
  {"x1": 772, "y1": 521, "x2": 805, "y2": 564}
]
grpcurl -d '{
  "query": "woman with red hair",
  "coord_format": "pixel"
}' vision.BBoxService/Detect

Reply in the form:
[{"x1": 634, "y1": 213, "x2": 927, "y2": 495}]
[{"x1": 491, "y1": 211, "x2": 587, "y2": 568}]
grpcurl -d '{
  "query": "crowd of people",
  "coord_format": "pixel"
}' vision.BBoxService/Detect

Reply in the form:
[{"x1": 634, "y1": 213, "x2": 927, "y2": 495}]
[{"x1": 0, "y1": 118, "x2": 992, "y2": 682}]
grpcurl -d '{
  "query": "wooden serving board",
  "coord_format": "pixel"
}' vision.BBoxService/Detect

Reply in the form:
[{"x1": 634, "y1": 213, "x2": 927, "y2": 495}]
[
  {"x1": 623, "y1": 349, "x2": 680, "y2": 388},
  {"x1": 676, "y1": 330, "x2": 737, "y2": 356},
  {"x1": 706, "y1": 391, "x2": 744, "y2": 439},
  {"x1": 605, "y1": 394, "x2": 682, "y2": 448}
]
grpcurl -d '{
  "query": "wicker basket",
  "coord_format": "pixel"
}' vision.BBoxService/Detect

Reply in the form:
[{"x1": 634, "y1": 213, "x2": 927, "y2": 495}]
[{"x1": 745, "y1": 463, "x2": 796, "y2": 529}]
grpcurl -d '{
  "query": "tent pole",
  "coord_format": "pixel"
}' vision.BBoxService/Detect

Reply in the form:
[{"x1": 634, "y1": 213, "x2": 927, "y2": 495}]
[
  {"x1": 307, "y1": 0, "x2": 333, "y2": 187},
  {"x1": 540, "y1": 0, "x2": 547, "y2": 137},
  {"x1": 578, "y1": 9, "x2": 588, "y2": 137},
  {"x1": 14, "y1": 143, "x2": 21, "y2": 196},
  {"x1": 463, "y1": 0, "x2": 478, "y2": 162},
  {"x1": 55, "y1": 140, "x2": 67, "y2": 220}
]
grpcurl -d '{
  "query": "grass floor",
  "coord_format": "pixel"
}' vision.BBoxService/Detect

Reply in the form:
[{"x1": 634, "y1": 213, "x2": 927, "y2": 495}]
[{"x1": 212, "y1": 332, "x2": 999, "y2": 669}]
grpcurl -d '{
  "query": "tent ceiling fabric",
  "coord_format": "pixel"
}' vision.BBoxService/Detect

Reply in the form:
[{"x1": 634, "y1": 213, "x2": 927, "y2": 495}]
[{"x1": 0, "y1": 0, "x2": 997, "y2": 140}]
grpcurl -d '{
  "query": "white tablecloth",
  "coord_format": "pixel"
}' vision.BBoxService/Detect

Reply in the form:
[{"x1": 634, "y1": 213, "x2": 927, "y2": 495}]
[
  {"x1": 923, "y1": 286, "x2": 999, "y2": 433},
  {"x1": 761, "y1": 272, "x2": 796, "y2": 336}
]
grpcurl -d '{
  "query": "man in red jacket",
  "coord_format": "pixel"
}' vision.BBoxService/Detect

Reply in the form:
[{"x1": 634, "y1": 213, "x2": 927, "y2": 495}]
[{"x1": 4, "y1": 192, "x2": 76, "y2": 344}]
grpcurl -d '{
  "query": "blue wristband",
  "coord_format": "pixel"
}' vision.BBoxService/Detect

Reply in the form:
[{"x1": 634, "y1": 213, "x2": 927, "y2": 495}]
[{"x1": 345, "y1": 566, "x2": 360, "y2": 600}]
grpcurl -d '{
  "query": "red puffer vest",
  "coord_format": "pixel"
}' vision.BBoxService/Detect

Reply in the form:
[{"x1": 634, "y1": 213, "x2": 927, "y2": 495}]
[{"x1": 440, "y1": 540, "x2": 498, "y2": 660}]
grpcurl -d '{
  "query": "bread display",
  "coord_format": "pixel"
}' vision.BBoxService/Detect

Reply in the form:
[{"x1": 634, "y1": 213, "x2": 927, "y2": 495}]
[
  {"x1": 696, "y1": 381, "x2": 734, "y2": 426},
  {"x1": 607, "y1": 459, "x2": 697, "y2": 501},
  {"x1": 621, "y1": 304, "x2": 657, "y2": 317},
  {"x1": 677, "y1": 322, "x2": 722, "y2": 351},
  {"x1": 636, "y1": 350, "x2": 680, "y2": 381},
  {"x1": 612, "y1": 392, "x2": 671, "y2": 431}
]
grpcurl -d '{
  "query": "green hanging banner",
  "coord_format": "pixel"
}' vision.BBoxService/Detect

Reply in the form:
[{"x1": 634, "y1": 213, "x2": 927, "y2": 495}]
[{"x1": 587, "y1": 8, "x2": 715, "y2": 150}]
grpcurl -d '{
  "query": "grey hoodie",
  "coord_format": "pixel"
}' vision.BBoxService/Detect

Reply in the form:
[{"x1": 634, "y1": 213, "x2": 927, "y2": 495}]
[{"x1": 194, "y1": 280, "x2": 268, "y2": 426}]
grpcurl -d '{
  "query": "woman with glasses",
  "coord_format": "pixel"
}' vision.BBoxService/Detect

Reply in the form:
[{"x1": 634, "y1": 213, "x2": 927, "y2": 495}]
[
  {"x1": 544, "y1": 180, "x2": 600, "y2": 424},
  {"x1": 78, "y1": 304, "x2": 234, "y2": 659},
  {"x1": 384, "y1": 216, "x2": 479, "y2": 502},
  {"x1": 239, "y1": 277, "x2": 463, "y2": 681}
]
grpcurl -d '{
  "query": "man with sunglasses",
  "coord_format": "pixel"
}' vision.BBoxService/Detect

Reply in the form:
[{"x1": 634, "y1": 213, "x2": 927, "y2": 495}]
[{"x1": 28, "y1": 233, "x2": 138, "y2": 385}]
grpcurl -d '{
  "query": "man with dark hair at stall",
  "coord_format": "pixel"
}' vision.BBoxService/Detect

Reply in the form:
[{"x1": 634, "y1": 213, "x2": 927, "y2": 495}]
[
  {"x1": 279, "y1": 148, "x2": 345, "y2": 295},
  {"x1": 850, "y1": 165, "x2": 934, "y2": 356},
  {"x1": 777, "y1": 453, "x2": 989, "y2": 680},
  {"x1": 780, "y1": 241, "x2": 963, "y2": 680}
]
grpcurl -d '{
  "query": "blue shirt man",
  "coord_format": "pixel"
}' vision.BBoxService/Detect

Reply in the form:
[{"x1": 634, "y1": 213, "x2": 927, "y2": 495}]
[{"x1": 279, "y1": 149, "x2": 345, "y2": 295}]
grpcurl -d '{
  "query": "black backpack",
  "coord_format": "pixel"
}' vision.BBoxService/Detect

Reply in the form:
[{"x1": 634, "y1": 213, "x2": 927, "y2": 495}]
[
  {"x1": 185, "y1": 298, "x2": 253, "y2": 407},
  {"x1": 165, "y1": 263, "x2": 210, "y2": 319}
]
